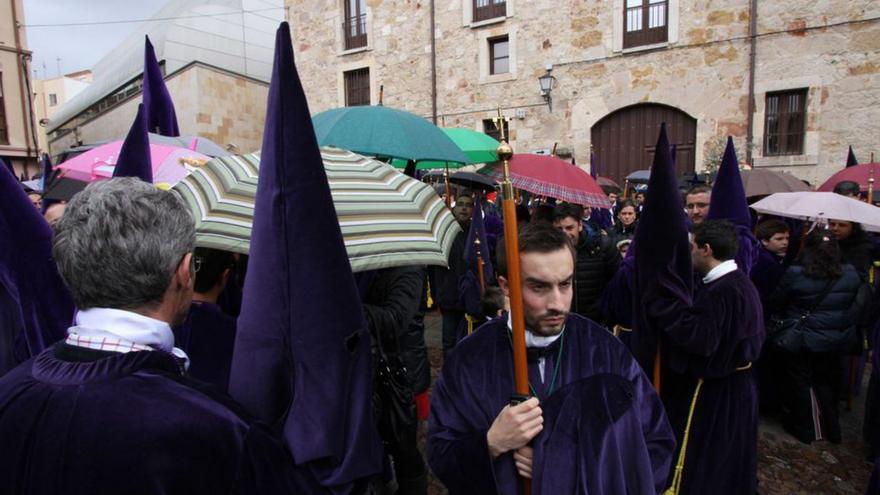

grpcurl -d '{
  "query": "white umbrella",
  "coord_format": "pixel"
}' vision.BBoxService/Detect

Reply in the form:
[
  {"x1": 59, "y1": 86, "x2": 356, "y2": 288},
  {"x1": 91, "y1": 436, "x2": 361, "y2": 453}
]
[{"x1": 751, "y1": 192, "x2": 880, "y2": 232}]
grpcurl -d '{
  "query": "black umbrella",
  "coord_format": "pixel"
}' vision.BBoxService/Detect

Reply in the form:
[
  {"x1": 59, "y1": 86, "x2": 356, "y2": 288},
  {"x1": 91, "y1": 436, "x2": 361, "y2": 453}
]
[{"x1": 449, "y1": 171, "x2": 497, "y2": 192}]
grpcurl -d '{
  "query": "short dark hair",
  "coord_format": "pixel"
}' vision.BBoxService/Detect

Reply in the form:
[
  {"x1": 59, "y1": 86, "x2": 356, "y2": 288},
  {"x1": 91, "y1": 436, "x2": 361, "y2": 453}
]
[
  {"x1": 833, "y1": 180, "x2": 861, "y2": 197},
  {"x1": 496, "y1": 223, "x2": 576, "y2": 277},
  {"x1": 754, "y1": 219, "x2": 790, "y2": 241},
  {"x1": 618, "y1": 199, "x2": 637, "y2": 212},
  {"x1": 193, "y1": 247, "x2": 235, "y2": 294},
  {"x1": 480, "y1": 286, "x2": 505, "y2": 317},
  {"x1": 552, "y1": 202, "x2": 584, "y2": 223},
  {"x1": 686, "y1": 184, "x2": 712, "y2": 197},
  {"x1": 693, "y1": 219, "x2": 738, "y2": 261}
]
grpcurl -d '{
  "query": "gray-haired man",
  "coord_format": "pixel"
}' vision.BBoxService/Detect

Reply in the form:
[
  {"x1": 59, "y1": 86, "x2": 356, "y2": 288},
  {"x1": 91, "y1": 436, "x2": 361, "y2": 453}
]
[{"x1": 0, "y1": 178, "x2": 323, "y2": 493}]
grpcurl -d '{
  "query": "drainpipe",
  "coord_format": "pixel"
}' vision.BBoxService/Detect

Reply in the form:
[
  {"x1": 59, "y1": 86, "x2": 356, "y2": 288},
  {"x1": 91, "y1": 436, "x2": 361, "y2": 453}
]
[
  {"x1": 745, "y1": 0, "x2": 758, "y2": 165},
  {"x1": 430, "y1": 0, "x2": 438, "y2": 124},
  {"x1": 10, "y1": 0, "x2": 34, "y2": 175}
]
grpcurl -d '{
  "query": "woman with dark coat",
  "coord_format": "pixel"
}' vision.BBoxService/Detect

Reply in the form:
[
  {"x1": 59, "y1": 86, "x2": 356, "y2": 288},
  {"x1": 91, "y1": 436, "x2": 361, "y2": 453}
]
[
  {"x1": 609, "y1": 199, "x2": 638, "y2": 247},
  {"x1": 768, "y1": 230, "x2": 866, "y2": 444}
]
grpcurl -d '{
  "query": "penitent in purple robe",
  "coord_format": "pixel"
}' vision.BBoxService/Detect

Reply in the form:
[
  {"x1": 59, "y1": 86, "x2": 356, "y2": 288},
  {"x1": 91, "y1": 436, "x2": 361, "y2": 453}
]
[
  {"x1": 174, "y1": 301, "x2": 237, "y2": 391},
  {"x1": 428, "y1": 314, "x2": 675, "y2": 494},
  {"x1": 657, "y1": 269, "x2": 765, "y2": 494},
  {"x1": 0, "y1": 343, "x2": 325, "y2": 494}
]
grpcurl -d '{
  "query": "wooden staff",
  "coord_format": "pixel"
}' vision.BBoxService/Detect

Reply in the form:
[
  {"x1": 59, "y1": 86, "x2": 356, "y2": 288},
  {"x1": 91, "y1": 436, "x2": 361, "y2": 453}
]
[
  {"x1": 444, "y1": 163, "x2": 451, "y2": 207},
  {"x1": 868, "y1": 166, "x2": 875, "y2": 204},
  {"x1": 475, "y1": 236, "x2": 486, "y2": 294},
  {"x1": 495, "y1": 110, "x2": 530, "y2": 495}
]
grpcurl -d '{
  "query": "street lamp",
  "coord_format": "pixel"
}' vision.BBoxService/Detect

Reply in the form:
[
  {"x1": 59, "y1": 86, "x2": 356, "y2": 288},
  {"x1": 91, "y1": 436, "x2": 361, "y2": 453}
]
[{"x1": 538, "y1": 65, "x2": 557, "y2": 112}]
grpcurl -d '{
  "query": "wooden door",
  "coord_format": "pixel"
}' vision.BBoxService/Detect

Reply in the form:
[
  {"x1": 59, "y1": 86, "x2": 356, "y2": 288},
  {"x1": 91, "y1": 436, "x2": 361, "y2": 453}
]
[{"x1": 590, "y1": 103, "x2": 696, "y2": 185}]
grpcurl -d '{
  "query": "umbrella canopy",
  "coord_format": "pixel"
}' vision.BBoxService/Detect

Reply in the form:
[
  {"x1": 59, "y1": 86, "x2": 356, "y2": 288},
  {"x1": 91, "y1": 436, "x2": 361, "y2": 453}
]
[
  {"x1": 478, "y1": 154, "x2": 609, "y2": 209},
  {"x1": 391, "y1": 127, "x2": 499, "y2": 170},
  {"x1": 751, "y1": 192, "x2": 880, "y2": 232},
  {"x1": 56, "y1": 141, "x2": 210, "y2": 185},
  {"x1": 740, "y1": 169, "x2": 810, "y2": 197},
  {"x1": 148, "y1": 133, "x2": 231, "y2": 157},
  {"x1": 173, "y1": 148, "x2": 462, "y2": 272},
  {"x1": 597, "y1": 176, "x2": 621, "y2": 191},
  {"x1": 312, "y1": 105, "x2": 469, "y2": 164},
  {"x1": 817, "y1": 162, "x2": 880, "y2": 192},
  {"x1": 626, "y1": 169, "x2": 651, "y2": 183},
  {"x1": 449, "y1": 170, "x2": 497, "y2": 192}
]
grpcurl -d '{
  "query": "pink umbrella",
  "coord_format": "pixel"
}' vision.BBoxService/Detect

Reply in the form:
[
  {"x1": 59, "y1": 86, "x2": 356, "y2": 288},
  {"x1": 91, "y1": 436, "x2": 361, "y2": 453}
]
[
  {"x1": 478, "y1": 153, "x2": 610, "y2": 208},
  {"x1": 56, "y1": 141, "x2": 210, "y2": 185}
]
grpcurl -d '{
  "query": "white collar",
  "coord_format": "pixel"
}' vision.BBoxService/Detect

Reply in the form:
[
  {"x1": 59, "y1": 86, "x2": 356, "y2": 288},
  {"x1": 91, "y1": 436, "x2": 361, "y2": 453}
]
[
  {"x1": 506, "y1": 313, "x2": 563, "y2": 348},
  {"x1": 702, "y1": 259, "x2": 738, "y2": 284},
  {"x1": 70, "y1": 308, "x2": 189, "y2": 364}
]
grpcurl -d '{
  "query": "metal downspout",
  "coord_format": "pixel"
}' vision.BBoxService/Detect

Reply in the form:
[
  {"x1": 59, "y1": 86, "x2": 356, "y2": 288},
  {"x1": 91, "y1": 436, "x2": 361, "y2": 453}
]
[{"x1": 745, "y1": 0, "x2": 758, "y2": 165}]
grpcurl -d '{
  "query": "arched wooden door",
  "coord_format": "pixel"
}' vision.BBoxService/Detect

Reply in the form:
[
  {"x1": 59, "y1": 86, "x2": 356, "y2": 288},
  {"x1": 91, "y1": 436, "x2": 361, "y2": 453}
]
[{"x1": 590, "y1": 104, "x2": 696, "y2": 186}]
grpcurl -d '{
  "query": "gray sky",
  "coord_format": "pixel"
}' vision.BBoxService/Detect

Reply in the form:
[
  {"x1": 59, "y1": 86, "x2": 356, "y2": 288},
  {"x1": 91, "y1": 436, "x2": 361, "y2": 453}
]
[{"x1": 23, "y1": 0, "x2": 167, "y2": 79}]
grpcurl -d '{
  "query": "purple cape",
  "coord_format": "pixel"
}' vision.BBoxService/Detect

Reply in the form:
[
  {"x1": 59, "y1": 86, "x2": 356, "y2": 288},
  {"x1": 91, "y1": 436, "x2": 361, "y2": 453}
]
[
  {"x1": 655, "y1": 269, "x2": 765, "y2": 493},
  {"x1": 0, "y1": 160, "x2": 74, "y2": 375},
  {"x1": 0, "y1": 344, "x2": 324, "y2": 493},
  {"x1": 428, "y1": 315, "x2": 675, "y2": 494},
  {"x1": 174, "y1": 301, "x2": 237, "y2": 391}
]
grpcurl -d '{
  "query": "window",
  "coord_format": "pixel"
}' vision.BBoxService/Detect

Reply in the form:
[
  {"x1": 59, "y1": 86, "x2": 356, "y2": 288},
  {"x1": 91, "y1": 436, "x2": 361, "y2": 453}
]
[
  {"x1": 0, "y1": 74, "x2": 7, "y2": 145},
  {"x1": 473, "y1": 0, "x2": 506, "y2": 22},
  {"x1": 49, "y1": 93, "x2": 58, "y2": 106},
  {"x1": 343, "y1": 0, "x2": 367, "y2": 50},
  {"x1": 344, "y1": 68, "x2": 370, "y2": 106},
  {"x1": 483, "y1": 118, "x2": 509, "y2": 142},
  {"x1": 623, "y1": 0, "x2": 668, "y2": 49},
  {"x1": 764, "y1": 89, "x2": 807, "y2": 156},
  {"x1": 489, "y1": 36, "x2": 509, "y2": 75}
]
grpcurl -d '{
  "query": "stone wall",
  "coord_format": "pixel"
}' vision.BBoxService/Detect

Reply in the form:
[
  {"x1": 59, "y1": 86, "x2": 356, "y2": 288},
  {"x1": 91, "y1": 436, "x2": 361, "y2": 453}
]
[
  {"x1": 287, "y1": 0, "x2": 880, "y2": 185},
  {"x1": 49, "y1": 64, "x2": 269, "y2": 157}
]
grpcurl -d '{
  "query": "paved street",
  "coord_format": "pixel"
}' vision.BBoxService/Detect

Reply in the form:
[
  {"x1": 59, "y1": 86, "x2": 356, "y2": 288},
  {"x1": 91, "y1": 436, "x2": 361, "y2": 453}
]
[{"x1": 421, "y1": 311, "x2": 874, "y2": 494}]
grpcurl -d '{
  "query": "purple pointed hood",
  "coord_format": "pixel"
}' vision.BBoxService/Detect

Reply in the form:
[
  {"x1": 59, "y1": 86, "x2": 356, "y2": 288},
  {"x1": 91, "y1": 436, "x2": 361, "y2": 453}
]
[
  {"x1": 142, "y1": 36, "x2": 180, "y2": 137},
  {"x1": 0, "y1": 159, "x2": 75, "y2": 375},
  {"x1": 631, "y1": 124, "x2": 692, "y2": 376},
  {"x1": 113, "y1": 104, "x2": 153, "y2": 183},
  {"x1": 846, "y1": 146, "x2": 858, "y2": 168},
  {"x1": 227, "y1": 22, "x2": 381, "y2": 489},
  {"x1": 707, "y1": 137, "x2": 759, "y2": 273}
]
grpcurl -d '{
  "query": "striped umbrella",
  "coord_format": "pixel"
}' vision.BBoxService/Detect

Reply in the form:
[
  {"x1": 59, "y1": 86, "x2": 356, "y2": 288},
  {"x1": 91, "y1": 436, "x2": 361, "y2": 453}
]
[{"x1": 173, "y1": 147, "x2": 462, "y2": 272}]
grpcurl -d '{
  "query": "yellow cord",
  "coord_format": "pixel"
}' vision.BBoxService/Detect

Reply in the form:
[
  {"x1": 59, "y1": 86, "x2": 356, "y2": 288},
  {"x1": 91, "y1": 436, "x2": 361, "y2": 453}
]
[
  {"x1": 465, "y1": 314, "x2": 475, "y2": 336},
  {"x1": 664, "y1": 378, "x2": 704, "y2": 495}
]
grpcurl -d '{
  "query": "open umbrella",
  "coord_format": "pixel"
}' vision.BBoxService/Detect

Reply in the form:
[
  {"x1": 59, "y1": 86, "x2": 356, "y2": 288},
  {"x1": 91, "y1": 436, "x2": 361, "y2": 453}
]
[
  {"x1": 173, "y1": 147, "x2": 462, "y2": 272},
  {"x1": 55, "y1": 141, "x2": 210, "y2": 185},
  {"x1": 391, "y1": 128, "x2": 499, "y2": 170},
  {"x1": 597, "y1": 176, "x2": 620, "y2": 191},
  {"x1": 740, "y1": 169, "x2": 810, "y2": 197},
  {"x1": 626, "y1": 169, "x2": 652, "y2": 184},
  {"x1": 751, "y1": 192, "x2": 880, "y2": 232},
  {"x1": 478, "y1": 154, "x2": 609, "y2": 208},
  {"x1": 312, "y1": 106, "x2": 469, "y2": 164},
  {"x1": 817, "y1": 162, "x2": 880, "y2": 192},
  {"x1": 449, "y1": 170, "x2": 497, "y2": 192}
]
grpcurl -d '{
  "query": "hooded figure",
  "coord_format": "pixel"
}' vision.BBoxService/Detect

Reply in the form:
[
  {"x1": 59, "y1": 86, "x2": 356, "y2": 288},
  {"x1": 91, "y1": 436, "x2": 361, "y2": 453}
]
[
  {"x1": 0, "y1": 159, "x2": 74, "y2": 376},
  {"x1": 706, "y1": 137, "x2": 759, "y2": 275},
  {"x1": 227, "y1": 22, "x2": 382, "y2": 493},
  {"x1": 142, "y1": 35, "x2": 180, "y2": 137},
  {"x1": 113, "y1": 104, "x2": 153, "y2": 183}
]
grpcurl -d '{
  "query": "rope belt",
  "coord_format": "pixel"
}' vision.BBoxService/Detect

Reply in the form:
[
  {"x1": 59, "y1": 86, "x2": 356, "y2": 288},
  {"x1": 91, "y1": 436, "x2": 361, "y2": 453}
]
[
  {"x1": 465, "y1": 314, "x2": 476, "y2": 336},
  {"x1": 664, "y1": 362, "x2": 752, "y2": 495},
  {"x1": 612, "y1": 325, "x2": 632, "y2": 337}
]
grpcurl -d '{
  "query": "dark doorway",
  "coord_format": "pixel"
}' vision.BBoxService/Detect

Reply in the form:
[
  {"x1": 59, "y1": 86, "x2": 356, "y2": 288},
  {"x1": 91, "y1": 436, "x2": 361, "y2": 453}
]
[{"x1": 590, "y1": 103, "x2": 696, "y2": 185}]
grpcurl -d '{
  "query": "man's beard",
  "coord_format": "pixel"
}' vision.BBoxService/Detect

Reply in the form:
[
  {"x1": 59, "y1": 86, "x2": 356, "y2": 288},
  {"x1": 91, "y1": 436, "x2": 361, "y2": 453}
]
[{"x1": 525, "y1": 310, "x2": 568, "y2": 337}]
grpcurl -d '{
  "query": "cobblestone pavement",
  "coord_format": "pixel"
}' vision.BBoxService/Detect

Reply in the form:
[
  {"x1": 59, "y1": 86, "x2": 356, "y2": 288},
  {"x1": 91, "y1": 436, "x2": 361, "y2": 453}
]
[{"x1": 419, "y1": 311, "x2": 874, "y2": 494}]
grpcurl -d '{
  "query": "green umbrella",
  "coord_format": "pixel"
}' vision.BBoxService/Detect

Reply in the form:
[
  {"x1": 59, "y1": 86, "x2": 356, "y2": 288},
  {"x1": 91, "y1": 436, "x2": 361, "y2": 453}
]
[
  {"x1": 391, "y1": 128, "x2": 499, "y2": 170},
  {"x1": 312, "y1": 106, "x2": 469, "y2": 164}
]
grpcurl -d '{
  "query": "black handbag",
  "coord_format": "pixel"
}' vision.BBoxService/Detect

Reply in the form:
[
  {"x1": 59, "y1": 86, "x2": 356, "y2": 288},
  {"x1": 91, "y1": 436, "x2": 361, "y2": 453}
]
[
  {"x1": 768, "y1": 279, "x2": 835, "y2": 353},
  {"x1": 372, "y1": 331, "x2": 417, "y2": 450}
]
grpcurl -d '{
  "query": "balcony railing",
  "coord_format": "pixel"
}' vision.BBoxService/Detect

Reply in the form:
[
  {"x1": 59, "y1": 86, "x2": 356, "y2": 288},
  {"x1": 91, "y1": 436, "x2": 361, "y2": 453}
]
[
  {"x1": 343, "y1": 14, "x2": 367, "y2": 50},
  {"x1": 473, "y1": 0, "x2": 506, "y2": 22}
]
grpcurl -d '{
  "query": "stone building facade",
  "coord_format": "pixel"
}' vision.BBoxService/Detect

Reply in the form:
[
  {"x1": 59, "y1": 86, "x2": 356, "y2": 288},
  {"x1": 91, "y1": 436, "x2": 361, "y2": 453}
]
[
  {"x1": 49, "y1": 62, "x2": 269, "y2": 157},
  {"x1": 287, "y1": 0, "x2": 880, "y2": 186}
]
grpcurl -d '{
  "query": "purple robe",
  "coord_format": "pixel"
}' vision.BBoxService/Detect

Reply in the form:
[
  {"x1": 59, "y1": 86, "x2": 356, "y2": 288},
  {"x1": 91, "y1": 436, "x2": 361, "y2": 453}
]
[
  {"x1": 428, "y1": 314, "x2": 675, "y2": 494},
  {"x1": 174, "y1": 301, "x2": 237, "y2": 390},
  {"x1": 656, "y1": 269, "x2": 764, "y2": 494},
  {"x1": 0, "y1": 343, "x2": 325, "y2": 494}
]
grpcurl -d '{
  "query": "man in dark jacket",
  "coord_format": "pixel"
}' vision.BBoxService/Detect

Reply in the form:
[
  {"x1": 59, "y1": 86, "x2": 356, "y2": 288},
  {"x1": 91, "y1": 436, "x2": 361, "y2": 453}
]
[
  {"x1": 553, "y1": 202, "x2": 620, "y2": 323},
  {"x1": 431, "y1": 193, "x2": 473, "y2": 356},
  {"x1": 359, "y1": 266, "x2": 428, "y2": 495}
]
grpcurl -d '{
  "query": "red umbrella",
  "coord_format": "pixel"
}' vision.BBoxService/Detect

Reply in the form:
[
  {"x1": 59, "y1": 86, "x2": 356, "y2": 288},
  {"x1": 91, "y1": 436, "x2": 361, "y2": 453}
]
[
  {"x1": 478, "y1": 154, "x2": 610, "y2": 208},
  {"x1": 817, "y1": 162, "x2": 880, "y2": 192}
]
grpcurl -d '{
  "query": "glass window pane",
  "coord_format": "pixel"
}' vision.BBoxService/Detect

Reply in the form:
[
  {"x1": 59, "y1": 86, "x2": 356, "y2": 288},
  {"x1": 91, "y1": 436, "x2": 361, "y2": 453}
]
[
  {"x1": 493, "y1": 40, "x2": 508, "y2": 58},
  {"x1": 627, "y1": 9, "x2": 643, "y2": 31},
  {"x1": 627, "y1": 0, "x2": 642, "y2": 7},
  {"x1": 649, "y1": 4, "x2": 666, "y2": 28},
  {"x1": 494, "y1": 58, "x2": 509, "y2": 74}
]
